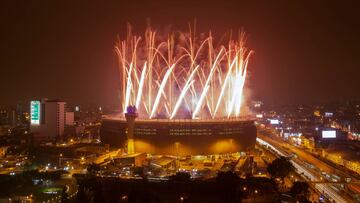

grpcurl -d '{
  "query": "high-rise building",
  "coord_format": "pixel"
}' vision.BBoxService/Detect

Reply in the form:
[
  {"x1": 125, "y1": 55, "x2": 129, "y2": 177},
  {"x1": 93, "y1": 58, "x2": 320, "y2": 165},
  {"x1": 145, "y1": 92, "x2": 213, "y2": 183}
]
[
  {"x1": 15, "y1": 102, "x2": 24, "y2": 126},
  {"x1": 65, "y1": 112, "x2": 74, "y2": 126},
  {"x1": 0, "y1": 109, "x2": 9, "y2": 125},
  {"x1": 30, "y1": 98, "x2": 68, "y2": 141},
  {"x1": 0, "y1": 108, "x2": 16, "y2": 127},
  {"x1": 8, "y1": 109, "x2": 16, "y2": 127}
]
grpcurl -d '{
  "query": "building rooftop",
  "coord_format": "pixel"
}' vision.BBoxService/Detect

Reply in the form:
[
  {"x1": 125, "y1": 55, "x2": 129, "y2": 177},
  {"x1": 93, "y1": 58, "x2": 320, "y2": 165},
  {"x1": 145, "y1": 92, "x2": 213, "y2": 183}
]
[
  {"x1": 151, "y1": 156, "x2": 175, "y2": 167},
  {"x1": 102, "y1": 114, "x2": 254, "y2": 123}
]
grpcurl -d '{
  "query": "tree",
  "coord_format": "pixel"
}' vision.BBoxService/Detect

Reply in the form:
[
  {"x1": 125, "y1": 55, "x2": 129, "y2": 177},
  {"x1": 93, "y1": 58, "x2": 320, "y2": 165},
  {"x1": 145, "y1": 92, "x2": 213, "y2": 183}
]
[
  {"x1": 75, "y1": 182, "x2": 87, "y2": 203},
  {"x1": 267, "y1": 156, "x2": 294, "y2": 182},
  {"x1": 61, "y1": 187, "x2": 69, "y2": 203},
  {"x1": 93, "y1": 180, "x2": 104, "y2": 203},
  {"x1": 133, "y1": 166, "x2": 145, "y2": 178},
  {"x1": 75, "y1": 177, "x2": 99, "y2": 203},
  {"x1": 87, "y1": 163, "x2": 100, "y2": 175},
  {"x1": 169, "y1": 172, "x2": 191, "y2": 182},
  {"x1": 290, "y1": 181, "x2": 310, "y2": 201},
  {"x1": 216, "y1": 171, "x2": 242, "y2": 203},
  {"x1": 216, "y1": 171, "x2": 240, "y2": 185}
]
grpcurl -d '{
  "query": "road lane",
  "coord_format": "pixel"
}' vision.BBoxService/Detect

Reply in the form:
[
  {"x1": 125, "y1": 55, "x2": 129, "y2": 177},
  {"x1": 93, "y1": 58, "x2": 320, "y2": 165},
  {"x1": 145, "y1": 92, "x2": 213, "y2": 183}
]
[{"x1": 256, "y1": 137, "x2": 351, "y2": 203}]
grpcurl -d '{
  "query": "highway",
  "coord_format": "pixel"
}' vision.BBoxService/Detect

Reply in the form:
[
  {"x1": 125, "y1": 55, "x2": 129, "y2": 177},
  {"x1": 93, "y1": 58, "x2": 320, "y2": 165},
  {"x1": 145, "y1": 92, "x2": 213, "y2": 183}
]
[
  {"x1": 258, "y1": 131, "x2": 360, "y2": 195},
  {"x1": 256, "y1": 135, "x2": 355, "y2": 203}
]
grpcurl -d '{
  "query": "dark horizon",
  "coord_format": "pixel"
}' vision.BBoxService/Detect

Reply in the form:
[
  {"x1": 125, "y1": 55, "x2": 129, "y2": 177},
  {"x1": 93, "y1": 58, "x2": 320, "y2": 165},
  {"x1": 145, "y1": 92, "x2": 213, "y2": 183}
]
[{"x1": 1, "y1": 0, "x2": 360, "y2": 107}]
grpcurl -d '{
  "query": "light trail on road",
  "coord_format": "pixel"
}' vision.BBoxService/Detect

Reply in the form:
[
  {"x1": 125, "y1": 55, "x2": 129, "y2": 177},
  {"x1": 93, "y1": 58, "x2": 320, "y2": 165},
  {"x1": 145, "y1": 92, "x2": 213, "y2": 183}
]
[{"x1": 256, "y1": 137, "x2": 349, "y2": 203}]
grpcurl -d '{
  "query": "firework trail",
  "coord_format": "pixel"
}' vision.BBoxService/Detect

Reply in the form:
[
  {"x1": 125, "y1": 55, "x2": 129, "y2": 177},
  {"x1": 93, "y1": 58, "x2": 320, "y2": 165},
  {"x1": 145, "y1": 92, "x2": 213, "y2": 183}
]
[{"x1": 115, "y1": 24, "x2": 253, "y2": 119}]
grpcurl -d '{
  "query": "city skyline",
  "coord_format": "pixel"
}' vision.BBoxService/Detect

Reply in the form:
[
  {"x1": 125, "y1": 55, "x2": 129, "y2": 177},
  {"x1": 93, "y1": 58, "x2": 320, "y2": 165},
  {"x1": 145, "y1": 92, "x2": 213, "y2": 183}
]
[{"x1": 1, "y1": 2, "x2": 360, "y2": 202}]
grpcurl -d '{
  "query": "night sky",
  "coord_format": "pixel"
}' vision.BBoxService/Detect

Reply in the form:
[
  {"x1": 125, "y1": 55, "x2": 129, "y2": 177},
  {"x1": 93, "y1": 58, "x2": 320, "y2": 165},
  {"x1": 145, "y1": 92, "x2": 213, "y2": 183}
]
[{"x1": 1, "y1": 0, "x2": 359, "y2": 107}]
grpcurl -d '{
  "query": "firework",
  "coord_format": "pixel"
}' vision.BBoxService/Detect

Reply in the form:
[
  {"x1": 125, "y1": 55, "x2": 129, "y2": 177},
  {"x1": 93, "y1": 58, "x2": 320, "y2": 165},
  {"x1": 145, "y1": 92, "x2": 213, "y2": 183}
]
[{"x1": 115, "y1": 25, "x2": 253, "y2": 119}]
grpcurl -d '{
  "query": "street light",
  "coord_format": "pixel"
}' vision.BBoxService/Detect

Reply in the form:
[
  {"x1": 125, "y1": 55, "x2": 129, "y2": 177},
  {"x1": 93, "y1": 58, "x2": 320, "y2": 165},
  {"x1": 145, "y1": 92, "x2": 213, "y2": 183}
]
[
  {"x1": 59, "y1": 154, "x2": 63, "y2": 167},
  {"x1": 253, "y1": 189, "x2": 258, "y2": 202},
  {"x1": 121, "y1": 195, "x2": 128, "y2": 201}
]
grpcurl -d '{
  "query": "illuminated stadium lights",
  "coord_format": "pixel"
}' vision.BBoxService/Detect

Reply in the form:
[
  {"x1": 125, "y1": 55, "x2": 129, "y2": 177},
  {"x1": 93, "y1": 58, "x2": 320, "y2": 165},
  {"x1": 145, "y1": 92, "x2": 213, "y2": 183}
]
[{"x1": 115, "y1": 25, "x2": 253, "y2": 119}]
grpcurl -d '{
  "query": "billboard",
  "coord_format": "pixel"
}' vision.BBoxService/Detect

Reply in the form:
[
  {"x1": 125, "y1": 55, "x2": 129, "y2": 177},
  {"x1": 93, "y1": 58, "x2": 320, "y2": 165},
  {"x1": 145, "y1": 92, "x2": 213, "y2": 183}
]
[
  {"x1": 322, "y1": 130, "x2": 336, "y2": 138},
  {"x1": 324, "y1": 112, "x2": 333, "y2": 117},
  {"x1": 270, "y1": 119, "x2": 279, "y2": 125},
  {"x1": 30, "y1": 101, "x2": 41, "y2": 125}
]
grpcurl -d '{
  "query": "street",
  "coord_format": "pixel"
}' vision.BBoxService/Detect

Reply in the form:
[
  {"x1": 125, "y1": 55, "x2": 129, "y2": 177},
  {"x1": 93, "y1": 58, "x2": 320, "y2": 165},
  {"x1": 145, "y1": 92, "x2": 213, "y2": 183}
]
[{"x1": 257, "y1": 132, "x2": 358, "y2": 203}]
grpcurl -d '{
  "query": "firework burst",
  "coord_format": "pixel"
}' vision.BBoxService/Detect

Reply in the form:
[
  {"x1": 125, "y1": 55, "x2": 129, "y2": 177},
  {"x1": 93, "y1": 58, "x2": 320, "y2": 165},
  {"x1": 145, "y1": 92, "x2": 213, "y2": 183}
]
[{"x1": 115, "y1": 24, "x2": 253, "y2": 119}]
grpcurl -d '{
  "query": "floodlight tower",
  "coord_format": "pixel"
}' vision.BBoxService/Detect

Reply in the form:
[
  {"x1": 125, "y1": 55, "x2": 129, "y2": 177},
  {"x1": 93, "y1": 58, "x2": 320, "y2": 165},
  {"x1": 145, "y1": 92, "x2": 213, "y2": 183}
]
[{"x1": 125, "y1": 106, "x2": 138, "y2": 154}]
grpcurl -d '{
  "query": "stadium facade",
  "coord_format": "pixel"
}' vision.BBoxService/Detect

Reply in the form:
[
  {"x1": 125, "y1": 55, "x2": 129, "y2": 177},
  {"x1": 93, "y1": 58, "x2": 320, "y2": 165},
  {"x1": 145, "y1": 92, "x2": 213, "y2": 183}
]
[{"x1": 100, "y1": 115, "x2": 257, "y2": 156}]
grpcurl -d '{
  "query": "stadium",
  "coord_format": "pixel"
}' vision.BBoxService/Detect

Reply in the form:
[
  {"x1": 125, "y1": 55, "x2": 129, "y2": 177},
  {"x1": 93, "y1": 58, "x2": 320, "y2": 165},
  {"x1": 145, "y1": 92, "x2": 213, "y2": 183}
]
[
  {"x1": 100, "y1": 26, "x2": 257, "y2": 155},
  {"x1": 100, "y1": 115, "x2": 256, "y2": 156}
]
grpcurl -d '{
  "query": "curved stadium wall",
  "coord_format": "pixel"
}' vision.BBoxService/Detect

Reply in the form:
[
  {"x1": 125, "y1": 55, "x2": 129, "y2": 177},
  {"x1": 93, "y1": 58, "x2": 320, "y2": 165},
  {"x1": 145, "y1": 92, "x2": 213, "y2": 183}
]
[{"x1": 100, "y1": 117, "x2": 257, "y2": 156}]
